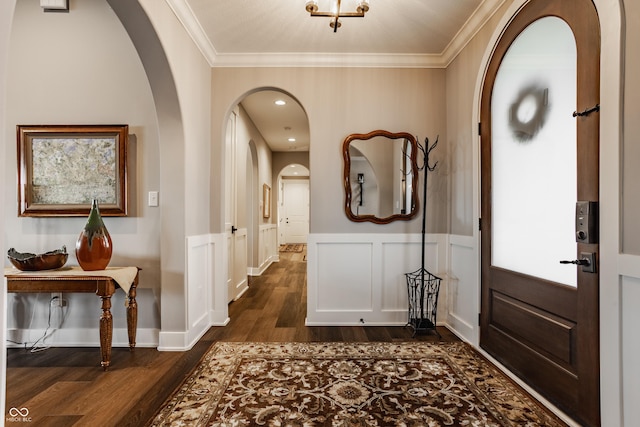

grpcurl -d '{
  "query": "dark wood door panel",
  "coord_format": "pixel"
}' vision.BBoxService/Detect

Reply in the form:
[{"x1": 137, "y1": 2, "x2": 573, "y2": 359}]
[
  {"x1": 491, "y1": 267, "x2": 577, "y2": 320},
  {"x1": 490, "y1": 291, "x2": 576, "y2": 366},
  {"x1": 484, "y1": 326, "x2": 579, "y2": 415}
]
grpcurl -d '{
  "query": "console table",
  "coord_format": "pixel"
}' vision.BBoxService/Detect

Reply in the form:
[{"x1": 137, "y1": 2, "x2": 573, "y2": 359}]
[{"x1": 4, "y1": 266, "x2": 139, "y2": 370}]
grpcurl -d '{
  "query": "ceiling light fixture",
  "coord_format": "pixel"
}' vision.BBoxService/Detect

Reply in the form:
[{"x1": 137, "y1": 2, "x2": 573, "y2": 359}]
[
  {"x1": 305, "y1": 0, "x2": 370, "y2": 33},
  {"x1": 288, "y1": 138, "x2": 296, "y2": 142},
  {"x1": 275, "y1": 100, "x2": 286, "y2": 106}
]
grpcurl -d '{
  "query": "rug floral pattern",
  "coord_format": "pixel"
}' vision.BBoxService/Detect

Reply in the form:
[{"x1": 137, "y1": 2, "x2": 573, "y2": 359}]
[{"x1": 151, "y1": 342, "x2": 567, "y2": 426}]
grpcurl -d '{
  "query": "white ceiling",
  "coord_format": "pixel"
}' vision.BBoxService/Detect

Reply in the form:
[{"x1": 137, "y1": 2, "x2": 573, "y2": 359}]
[{"x1": 165, "y1": 0, "x2": 505, "y2": 151}]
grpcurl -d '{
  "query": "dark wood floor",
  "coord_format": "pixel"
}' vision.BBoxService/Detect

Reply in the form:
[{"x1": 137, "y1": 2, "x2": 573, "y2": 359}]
[{"x1": 5, "y1": 248, "x2": 457, "y2": 426}]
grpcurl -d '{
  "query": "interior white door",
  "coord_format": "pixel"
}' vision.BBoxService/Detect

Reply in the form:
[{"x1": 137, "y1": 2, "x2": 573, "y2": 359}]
[
  {"x1": 225, "y1": 110, "x2": 248, "y2": 302},
  {"x1": 282, "y1": 179, "x2": 309, "y2": 244},
  {"x1": 225, "y1": 112, "x2": 236, "y2": 302}
]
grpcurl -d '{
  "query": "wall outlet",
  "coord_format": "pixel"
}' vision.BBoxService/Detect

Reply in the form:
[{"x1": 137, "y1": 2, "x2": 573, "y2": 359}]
[{"x1": 51, "y1": 292, "x2": 63, "y2": 307}]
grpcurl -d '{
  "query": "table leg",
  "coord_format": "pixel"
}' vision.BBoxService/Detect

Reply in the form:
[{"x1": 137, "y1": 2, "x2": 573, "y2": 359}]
[
  {"x1": 127, "y1": 282, "x2": 138, "y2": 351},
  {"x1": 99, "y1": 295, "x2": 113, "y2": 370}
]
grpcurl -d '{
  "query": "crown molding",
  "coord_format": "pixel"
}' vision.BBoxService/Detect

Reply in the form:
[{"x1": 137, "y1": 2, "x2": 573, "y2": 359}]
[
  {"x1": 440, "y1": 0, "x2": 508, "y2": 67},
  {"x1": 165, "y1": 0, "x2": 217, "y2": 66},
  {"x1": 211, "y1": 52, "x2": 447, "y2": 69},
  {"x1": 165, "y1": 0, "x2": 507, "y2": 69}
]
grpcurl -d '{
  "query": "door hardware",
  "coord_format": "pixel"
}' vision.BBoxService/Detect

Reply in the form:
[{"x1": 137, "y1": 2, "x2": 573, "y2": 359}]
[
  {"x1": 575, "y1": 201, "x2": 598, "y2": 243},
  {"x1": 560, "y1": 259, "x2": 589, "y2": 266},
  {"x1": 231, "y1": 225, "x2": 237, "y2": 234},
  {"x1": 573, "y1": 103, "x2": 600, "y2": 117},
  {"x1": 560, "y1": 252, "x2": 596, "y2": 273}
]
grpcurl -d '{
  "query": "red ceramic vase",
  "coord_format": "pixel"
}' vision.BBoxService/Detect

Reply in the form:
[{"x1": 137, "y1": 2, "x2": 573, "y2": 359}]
[{"x1": 76, "y1": 199, "x2": 112, "y2": 271}]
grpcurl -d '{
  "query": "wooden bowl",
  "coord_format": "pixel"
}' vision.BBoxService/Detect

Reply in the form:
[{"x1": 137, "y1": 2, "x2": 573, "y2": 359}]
[{"x1": 7, "y1": 246, "x2": 68, "y2": 271}]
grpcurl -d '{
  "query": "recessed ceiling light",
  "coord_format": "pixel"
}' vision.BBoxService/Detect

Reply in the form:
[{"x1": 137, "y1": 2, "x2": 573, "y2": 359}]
[
  {"x1": 274, "y1": 100, "x2": 286, "y2": 106},
  {"x1": 288, "y1": 138, "x2": 296, "y2": 142}
]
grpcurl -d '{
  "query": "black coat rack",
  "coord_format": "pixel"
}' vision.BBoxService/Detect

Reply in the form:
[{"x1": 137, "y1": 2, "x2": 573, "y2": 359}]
[{"x1": 405, "y1": 136, "x2": 442, "y2": 337}]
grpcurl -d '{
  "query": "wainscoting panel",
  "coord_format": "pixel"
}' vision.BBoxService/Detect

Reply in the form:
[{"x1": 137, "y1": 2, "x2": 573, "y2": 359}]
[
  {"x1": 159, "y1": 233, "x2": 229, "y2": 351},
  {"x1": 256, "y1": 224, "x2": 278, "y2": 275},
  {"x1": 621, "y1": 273, "x2": 640, "y2": 424},
  {"x1": 446, "y1": 235, "x2": 478, "y2": 345},
  {"x1": 380, "y1": 242, "x2": 422, "y2": 312},
  {"x1": 186, "y1": 235, "x2": 210, "y2": 332},
  {"x1": 316, "y1": 242, "x2": 373, "y2": 312},
  {"x1": 380, "y1": 240, "x2": 441, "y2": 325},
  {"x1": 307, "y1": 234, "x2": 448, "y2": 325},
  {"x1": 232, "y1": 228, "x2": 248, "y2": 300}
]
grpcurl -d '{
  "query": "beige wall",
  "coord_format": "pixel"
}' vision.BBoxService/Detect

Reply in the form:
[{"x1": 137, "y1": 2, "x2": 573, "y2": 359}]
[
  {"x1": 235, "y1": 104, "x2": 273, "y2": 229},
  {"x1": 273, "y1": 152, "x2": 310, "y2": 177},
  {"x1": 210, "y1": 67, "x2": 449, "y2": 235},
  {"x1": 445, "y1": 1, "x2": 512, "y2": 236},
  {"x1": 5, "y1": 0, "x2": 162, "y2": 329}
]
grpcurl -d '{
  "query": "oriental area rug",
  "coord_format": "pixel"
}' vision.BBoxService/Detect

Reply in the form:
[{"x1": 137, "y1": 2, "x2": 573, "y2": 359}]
[{"x1": 150, "y1": 342, "x2": 567, "y2": 426}]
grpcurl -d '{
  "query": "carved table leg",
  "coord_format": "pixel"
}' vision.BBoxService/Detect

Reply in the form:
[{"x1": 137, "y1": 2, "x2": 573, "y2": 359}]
[
  {"x1": 127, "y1": 281, "x2": 138, "y2": 351},
  {"x1": 99, "y1": 294, "x2": 113, "y2": 370}
]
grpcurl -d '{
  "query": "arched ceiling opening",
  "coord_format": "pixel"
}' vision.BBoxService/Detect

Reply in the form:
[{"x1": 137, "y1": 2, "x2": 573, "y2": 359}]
[{"x1": 240, "y1": 90, "x2": 309, "y2": 153}]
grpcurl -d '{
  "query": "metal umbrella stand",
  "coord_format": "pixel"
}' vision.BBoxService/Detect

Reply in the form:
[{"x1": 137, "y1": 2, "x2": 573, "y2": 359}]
[{"x1": 405, "y1": 136, "x2": 442, "y2": 337}]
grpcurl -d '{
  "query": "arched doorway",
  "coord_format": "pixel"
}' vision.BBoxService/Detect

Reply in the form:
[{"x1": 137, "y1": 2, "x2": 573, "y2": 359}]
[
  {"x1": 224, "y1": 88, "x2": 310, "y2": 303},
  {"x1": 479, "y1": 0, "x2": 600, "y2": 425}
]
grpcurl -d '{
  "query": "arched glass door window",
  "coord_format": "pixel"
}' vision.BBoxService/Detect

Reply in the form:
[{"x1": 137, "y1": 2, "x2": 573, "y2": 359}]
[{"x1": 491, "y1": 17, "x2": 578, "y2": 286}]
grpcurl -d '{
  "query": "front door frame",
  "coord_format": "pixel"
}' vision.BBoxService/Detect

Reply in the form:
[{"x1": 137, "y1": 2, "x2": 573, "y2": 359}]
[
  {"x1": 470, "y1": 2, "x2": 624, "y2": 425},
  {"x1": 477, "y1": 0, "x2": 600, "y2": 425}
]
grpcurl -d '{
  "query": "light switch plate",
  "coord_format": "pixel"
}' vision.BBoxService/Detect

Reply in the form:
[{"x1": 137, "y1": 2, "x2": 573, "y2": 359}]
[{"x1": 148, "y1": 191, "x2": 159, "y2": 207}]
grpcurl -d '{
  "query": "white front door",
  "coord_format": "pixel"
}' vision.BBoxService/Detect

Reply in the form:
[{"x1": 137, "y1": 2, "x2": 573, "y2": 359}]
[{"x1": 282, "y1": 179, "x2": 309, "y2": 244}]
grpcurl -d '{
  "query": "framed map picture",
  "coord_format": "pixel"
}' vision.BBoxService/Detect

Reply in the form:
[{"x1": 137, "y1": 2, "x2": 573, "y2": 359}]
[{"x1": 17, "y1": 124, "x2": 128, "y2": 217}]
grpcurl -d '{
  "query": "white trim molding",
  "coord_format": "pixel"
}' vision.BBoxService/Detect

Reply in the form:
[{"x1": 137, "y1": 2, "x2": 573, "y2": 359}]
[
  {"x1": 6, "y1": 327, "x2": 160, "y2": 349},
  {"x1": 443, "y1": 234, "x2": 479, "y2": 346},
  {"x1": 158, "y1": 233, "x2": 229, "y2": 351},
  {"x1": 249, "y1": 224, "x2": 279, "y2": 276}
]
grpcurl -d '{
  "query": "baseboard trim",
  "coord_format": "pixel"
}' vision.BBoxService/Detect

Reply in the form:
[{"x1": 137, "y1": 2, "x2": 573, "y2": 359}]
[
  {"x1": 249, "y1": 255, "x2": 278, "y2": 276},
  {"x1": 6, "y1": 327, "x2": 159, "y2": 348},
  {"x1": 158, "y1": 314, "x2": 210, "y2": 351}
]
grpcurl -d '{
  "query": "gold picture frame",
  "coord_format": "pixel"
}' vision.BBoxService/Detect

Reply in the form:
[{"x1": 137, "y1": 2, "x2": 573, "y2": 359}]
[
  {"x1": 17, "y1": 124, "x2": 128, "y2": 217},
  {"x1": 263, "y1": 184, "x2": 271, "y2": 218}
]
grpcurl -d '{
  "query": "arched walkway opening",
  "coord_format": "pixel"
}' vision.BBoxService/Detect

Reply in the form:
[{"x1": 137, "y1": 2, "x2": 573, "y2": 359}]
[{"x1": 222, "y1": 88, "x2": 310, "y2": 308}]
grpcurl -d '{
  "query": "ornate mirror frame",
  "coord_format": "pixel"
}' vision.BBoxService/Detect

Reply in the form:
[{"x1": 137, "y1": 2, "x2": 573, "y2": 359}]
[{"x1": 342, "y1": 130, "x2": 419, "y2": 224}]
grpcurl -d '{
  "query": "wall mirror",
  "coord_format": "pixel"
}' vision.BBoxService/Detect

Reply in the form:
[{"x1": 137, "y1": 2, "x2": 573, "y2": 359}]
[{"x1": 343, "y1": 130, "x2": 419, "y2": 224}]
